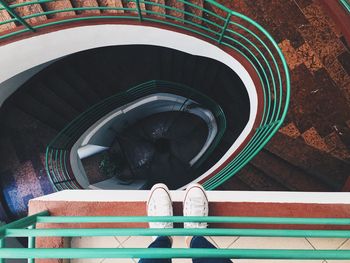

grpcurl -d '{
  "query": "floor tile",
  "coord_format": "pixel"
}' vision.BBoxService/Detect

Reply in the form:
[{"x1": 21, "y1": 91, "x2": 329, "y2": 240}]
[
  {"x1": 71, "y1": 259, "x2": 104, "y2": 263},
  {"x1": 229, "y1": 237, "x2": 313, "y2": 249},
  {"x1": 173, "y1": 259, "x2": 192, "y2": 263},
  {"x1": 209, "y1": 236, "x2": 239, "y2": 248},
  {"x1": 307, "y1": 238, "x2": 348, "y2": 249},
  {"x1": 172, "y1": 236, "x2": 186, "y2": 248},
  {"x1": 339, "y1": 239, "x2": 350, "y2": 249},
  {"x1": 102, "y1": 259, "x2": 135, "y2": 263},
  {"x1": 116, "y1": 236, "x2": 131, "y2": 245},
  {"x1": 327, "y1": 260, "x2": 350, "y2": 263},
  {"x1": 71, "y1": 236, "x2": 119, "y2": 248},
  {"x1": 121, "y1": 236, "x2": 153, "y2": 248}
]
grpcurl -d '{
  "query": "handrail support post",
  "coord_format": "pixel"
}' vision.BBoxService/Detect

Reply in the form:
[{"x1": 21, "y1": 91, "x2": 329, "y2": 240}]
[
  {"x1": 135, "y1": 0, "x2": 143, "y2": 21},
  {"x1": 0, "y1": 238, "x2": 4, "y2": 263},
  {"x1": 218, "y1": 12, "x2": 232, "y2": 44},
  {"x1": 27, "y1": 224, "x2": 35, "y2": 263}
]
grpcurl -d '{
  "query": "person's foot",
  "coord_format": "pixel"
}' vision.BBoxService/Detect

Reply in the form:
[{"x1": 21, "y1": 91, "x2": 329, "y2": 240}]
[
  {"x1": 183, "y1": 183, "x2": 209, "y2": 246},
  {"x1": 183, "y1": 183, "x2": 209, "y2": 245},
  {"x1": 147, "y1": 183, "x2": 173, "y2": 234}
]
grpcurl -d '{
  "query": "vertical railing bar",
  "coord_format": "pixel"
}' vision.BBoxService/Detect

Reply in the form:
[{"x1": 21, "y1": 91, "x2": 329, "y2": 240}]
[
  {"x1": 135, "y1": 0, "x2": 143, "y2": 21},
  {"x1": 218, "y1": 11, "x2": 231, "y2": 44},
  {"x1": 27, "y1": 225, "x2": 35, "y2": 263},
  {"x1": 0, "y1": 0, "x2": 35, "y2": 31},
  {"x1": 0, "y1": 237, "x2": 5, "y2": 263}
]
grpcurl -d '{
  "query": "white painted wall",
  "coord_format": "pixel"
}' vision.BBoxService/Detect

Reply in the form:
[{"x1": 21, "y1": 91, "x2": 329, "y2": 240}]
[
  {"x1": 0, "y1": 60, "x2": 56, "y2": 106},
  {"x1": 0, "y1": 24, "x2": 258, "y2": 186},
  {"x1": 33, "y1": 189, "x2": 350, "y2": 204}
]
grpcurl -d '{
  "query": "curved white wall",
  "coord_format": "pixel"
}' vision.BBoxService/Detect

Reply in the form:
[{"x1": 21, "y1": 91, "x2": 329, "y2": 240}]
[{"x1": 0, "y1": 24, "x2": 258, "y2": 187}]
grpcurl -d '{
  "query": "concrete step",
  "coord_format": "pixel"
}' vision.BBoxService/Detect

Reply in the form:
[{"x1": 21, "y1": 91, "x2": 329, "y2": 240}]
[
  {"x1": 3, "y1": 104, "x2": 57, "y2": 145},
  {"x1": 28, "y1": 80, "x2": 79, "y2": 122},
  {"x1": 221, "y1": 175, "x2": 253, "y2": 191},
  {"x1": 145, "y1": 0, "x2": 165, "y2": 18},
  {"x1": 212, "y1": 65, "x2": 250, "y2": 138},
  {"x1": 159, "y1": 47, "x2": 174, "y2": 82},
  {"x1": 71, "y1": 0, "x2": 100, "y2": 15},
  {"x1": 85, "y1": 49, "x2": 134, "y2": 95},
  {"x1": 251, "y1": 149, "x2": 332, "y2": 191},
  {"x1": 0, "y1": 106, "x2": 55, "y2": 220},
  {"x1": 170, "y1": 49, "x2": 186, "y2": 82},
  {"x1": 190, "y1": 58, "x2": 211, "y2": 90},
  {"x1": 181, "y1": 52, "x2": 197, "y2": 87},
  {"x1": 122, "y1": 0, "x2": 146, "y2": 14},
  {"x1": 12, "y1": 91, "x2": 68, "y2": 130},
  {"x1": 0, "y1": 121, "x2": 21, "y2": 173},
  {"x1": 236, "y1": 163, "x2": 289, "y2": 191},
  {"x1": 97, "y1": 0, "x2": 124, "y2": 14},
  {"x1": 41, "y1": 0, "x2": 75, "y2": 18},
  {"x1": 185, "y1": 0, "x2": 203, "y2": 24},
  {"x1": 165, "y1": 0, "x2": 184, "y2": 20},
  {"x1": 41, "y1": 71, "x2": 89, "y2": 112},
  {"x1": 0, "y1": 8, "x2": 16, "y2": 32},
  {"x1": 68, "y1": 54, "x2": 113, "y2": 99},
  {"x1": 266, "y1": 132, "x2": 350, "y2": 191},
  {"x1": 57, "y1": 64, "x2": 101, "y2": 105},
  {"x1": 6, "y1": 0, "x2": 47, "y2": 25}
]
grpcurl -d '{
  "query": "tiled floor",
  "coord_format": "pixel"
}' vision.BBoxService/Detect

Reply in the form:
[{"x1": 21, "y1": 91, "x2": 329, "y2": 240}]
[{"x1": 70, "y1": 236, "x2": 350, "y2": 263}]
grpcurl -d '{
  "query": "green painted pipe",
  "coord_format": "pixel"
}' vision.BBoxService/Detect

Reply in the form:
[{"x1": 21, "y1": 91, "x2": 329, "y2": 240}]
[
  {"x1": 36, "y1": 216, "x2": 350, "y2": 225},
  {"x1": 340, "y1": 0, "x2": 350, "y2": 13},
  {"x1": 0, "y1": 248, "x2": 350, "y2": 259},
  {"x1": 0, "y1": 211, "x2": 48, "y2": 238},
  {"x1": 6, "y1": 228, "x2": 350, "y2": 238}
]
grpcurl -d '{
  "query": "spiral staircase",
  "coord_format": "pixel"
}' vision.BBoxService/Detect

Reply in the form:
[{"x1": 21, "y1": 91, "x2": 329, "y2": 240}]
[
  {"x1": 0, "y1": 0, "x2": 348, "y2": 214},
  {"x1": 0, "y1": 0, "x2": 293, "y2": 221},
  {"x1": 0, "y1": 0, "x2": 349, "y2": 219},
  {"x1": 0, "y1": 0, "x2": 349, "y2": 262}
]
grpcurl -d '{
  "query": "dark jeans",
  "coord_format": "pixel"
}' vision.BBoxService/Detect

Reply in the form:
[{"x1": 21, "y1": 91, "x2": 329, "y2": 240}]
[{"x1": 138, "y1": 236, "x2": 233, "y2": 263}]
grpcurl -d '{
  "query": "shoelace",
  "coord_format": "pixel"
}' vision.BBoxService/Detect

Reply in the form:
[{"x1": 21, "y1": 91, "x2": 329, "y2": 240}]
[
  {"x1": 150, "y1": 198, "x2": 173, "y2": 228},
  {"x1": 185, "y1": 196, "x2": 208, "y2": 228}
]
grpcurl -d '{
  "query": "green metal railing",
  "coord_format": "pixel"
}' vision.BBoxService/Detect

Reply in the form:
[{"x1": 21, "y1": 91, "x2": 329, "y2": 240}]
[
  {"x1": 0, "y1": 0, "x2": 291, "y2": 190},
  {"x1": 1, "y1": 211, "x2": 350, "y2": 261},
  {"x1": 45, "y1": 80, "x2": 226, "y2": 191},
  {"x1": 340, "y1": 0, "x2": 350, "y2": 13}
]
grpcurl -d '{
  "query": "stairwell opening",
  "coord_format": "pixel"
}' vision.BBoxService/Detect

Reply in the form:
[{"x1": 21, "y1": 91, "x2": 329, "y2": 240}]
[{"x1": 1, "y1": 45, "x2": 250, "y2": 212}]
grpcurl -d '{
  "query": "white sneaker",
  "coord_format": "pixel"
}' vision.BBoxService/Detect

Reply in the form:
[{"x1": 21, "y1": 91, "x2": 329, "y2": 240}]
[
  {"x1": 183, "y1": 183, "x2": 209, "y2": 229},
  {"x1": 147, "y1": 183, "x2": 173, "y2": 232}
]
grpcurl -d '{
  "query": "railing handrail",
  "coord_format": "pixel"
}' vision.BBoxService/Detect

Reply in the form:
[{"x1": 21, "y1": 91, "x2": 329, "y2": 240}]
[
  {"x1": 35, "y1": 215, "x2": 350, "y2": 225},
  {"x1": 340, "y1": 0, "x2": 350, "y2": 13},
  {"x1": 1, "y1": 212, "x2": 350, "y2": 260}
]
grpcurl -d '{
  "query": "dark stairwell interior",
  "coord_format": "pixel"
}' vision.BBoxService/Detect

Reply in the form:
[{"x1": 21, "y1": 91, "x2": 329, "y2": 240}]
[{"x1": 0, "y1": 45, "x2": 250, "y2": 221}]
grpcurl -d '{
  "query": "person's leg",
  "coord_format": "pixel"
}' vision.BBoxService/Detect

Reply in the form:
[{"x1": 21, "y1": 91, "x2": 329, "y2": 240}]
[
  {"x1": 190, "y1": 236, "x2": 232, "y2": 263},
  {"x1": 183, "y1": 184, "x2": 232, "y2": 263},
  {"x1": 138, "y1": 183, "x2": 174, "y2": 263},
  {"x1": 138, "y1": 236, "x2": 172, "y2": 263}
]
